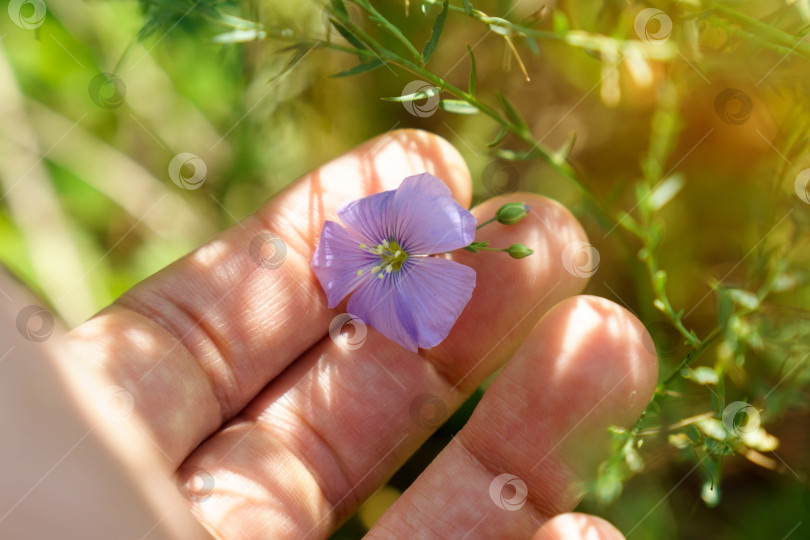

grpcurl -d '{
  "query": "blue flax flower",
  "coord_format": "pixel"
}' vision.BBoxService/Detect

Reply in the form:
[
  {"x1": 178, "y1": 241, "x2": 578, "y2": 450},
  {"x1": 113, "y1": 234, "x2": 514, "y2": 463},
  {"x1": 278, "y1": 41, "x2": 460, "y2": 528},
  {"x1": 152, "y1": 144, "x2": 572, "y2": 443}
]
[{"x1": 312, "y1": 173, "x2": 477, "y2": 352}]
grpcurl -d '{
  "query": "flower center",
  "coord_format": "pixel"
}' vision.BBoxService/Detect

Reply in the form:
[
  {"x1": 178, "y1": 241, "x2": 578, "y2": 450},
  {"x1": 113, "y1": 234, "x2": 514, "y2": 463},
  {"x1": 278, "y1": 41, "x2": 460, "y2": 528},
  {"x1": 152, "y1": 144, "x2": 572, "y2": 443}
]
[{"x1": 358, "y1": 239, "x2": 409, "y2": 279}]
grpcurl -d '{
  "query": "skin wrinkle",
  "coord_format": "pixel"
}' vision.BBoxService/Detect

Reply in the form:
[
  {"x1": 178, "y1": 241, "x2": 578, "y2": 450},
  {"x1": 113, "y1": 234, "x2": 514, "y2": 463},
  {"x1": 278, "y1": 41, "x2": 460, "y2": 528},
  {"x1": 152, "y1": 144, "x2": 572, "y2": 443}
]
[
  {"x1": 114, "y1": 292, "x2": 240, "y2": 423},
  {"x1": 77, "y1": 305, "x2": 223, "y2": 464},
  {"x1": 261, "y1": 411, "x2": 347, "y2": 534}
]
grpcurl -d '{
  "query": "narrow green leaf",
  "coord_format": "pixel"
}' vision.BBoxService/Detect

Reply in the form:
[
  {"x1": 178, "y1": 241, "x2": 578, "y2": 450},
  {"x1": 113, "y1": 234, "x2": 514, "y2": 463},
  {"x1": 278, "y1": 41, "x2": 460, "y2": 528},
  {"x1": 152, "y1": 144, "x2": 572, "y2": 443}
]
[
  {"x1": 494, "y1": 148, "x2": 531, "y2": 161},
  {"x1": 422, "y1": 0, "x2": 449, "y2": 64},
  {"x1": 439, "y1": 99, "x2": 479, "y2": 114},
  {"x1": 497, "y1": 92, "x2": 529, "y2": 133},
  {"x1": 270, "y1": 44, "x2": 312, "y2": 83},
  {"x1": 382, "y1": 86, "x2": 440, "y2": 102},
  {"x1": 330, "y1": 0, "x2": 349, "y2": 18},
  {"x1": 554, "y1": 132, "x2": 577, "y2": 162},
  {"x1": 484, "y1": 17, "x2": 513, "y2": 36},
  {"x1": 466, "y1": 44, "x2": 477, "y2": 96},
  {"x1": 524, "y1": 35, "x2": 540, "y2": 55},
  {"x1": 553, "y1": 10, "x2": 569, "y2": 33},
  {"x1": 685, "y1": 366, "x2": 719, "y2": 385},
  {"x1": 328, "y1": 18, "x2": 367, "y2": 51},
  {"x1": 211, "y1": 28, "x2": 266, "y2": 43},
  {"x1": 488, "y1": 126, "x2": 508, "y2": 148},
  {"x1": 214, "y1": 13, "x2": 265, "y2": 30},
  {"x1": 331, "y1": 58, "x2": 385, "y2": 78},
  {"x1": 648, "y1": 174, "x2": 685, "y2": 211},
  {"x1": 463, "y1": 0, "x2": 472, "y2": 15}
]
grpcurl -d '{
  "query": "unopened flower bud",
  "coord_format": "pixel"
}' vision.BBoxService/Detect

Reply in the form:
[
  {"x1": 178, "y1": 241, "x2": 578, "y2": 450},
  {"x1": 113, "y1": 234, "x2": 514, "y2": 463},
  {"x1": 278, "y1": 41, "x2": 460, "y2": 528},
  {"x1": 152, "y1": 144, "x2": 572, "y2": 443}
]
[
  {"x1": 495, "y1": 202, "x2": 530, "y2": 225},
  {"x1": 506, "y1": 243, "x2": 533, "y2": 259}
]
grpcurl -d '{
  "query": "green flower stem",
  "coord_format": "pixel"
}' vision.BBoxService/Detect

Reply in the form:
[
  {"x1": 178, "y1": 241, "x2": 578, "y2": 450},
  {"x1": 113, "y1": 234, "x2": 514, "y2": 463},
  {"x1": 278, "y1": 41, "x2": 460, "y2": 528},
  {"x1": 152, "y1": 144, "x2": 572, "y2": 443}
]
[
  {"x1": 709, "y1": 3, "x2": 810, "y2": 62},
  {"x1": 660, "y1": 326, "x2": 721, "y2": 387},
  {"x1": 420, "y1": 0, "x2": 675, "y2": 60},
  {"x1": 354, "y1": 0, "x2": 424, "y2": 62},
  {"x1": 385, "y1": 56, "x2": 615, "y2": 229},
  {"x1": 476, "y1": 217, "x2": 496, "y2": 229},
  {"x1": 316, "y1": 4, "x2": 616, "y2": 230}
]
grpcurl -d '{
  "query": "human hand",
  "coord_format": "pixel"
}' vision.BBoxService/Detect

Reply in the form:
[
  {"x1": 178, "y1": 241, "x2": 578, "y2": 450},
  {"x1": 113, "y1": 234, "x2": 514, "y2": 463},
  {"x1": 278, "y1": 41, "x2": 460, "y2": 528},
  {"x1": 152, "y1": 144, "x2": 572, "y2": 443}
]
[{"x1": 0, "y1": 130, "x2": 656, "y2": 539}]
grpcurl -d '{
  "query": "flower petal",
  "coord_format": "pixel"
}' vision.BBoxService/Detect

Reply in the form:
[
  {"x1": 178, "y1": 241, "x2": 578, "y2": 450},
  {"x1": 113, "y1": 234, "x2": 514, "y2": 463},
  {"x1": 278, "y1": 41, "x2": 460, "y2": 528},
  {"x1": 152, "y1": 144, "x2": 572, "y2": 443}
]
[
  {"x1": 311, "y1": 221, "x2": 378, "y2": 308},
  {"x1": 347, "y1": 256, "x2": 476, "y2": 352},
  {"x1": 336, "y1": 189, "x2": 395, "y2": 246},
  {"x1": 347, "y1": 273, "x2": 419, "y2": 352},
  {"x1": 390, "y1": 173, "x2": 476, "y2": 255}
]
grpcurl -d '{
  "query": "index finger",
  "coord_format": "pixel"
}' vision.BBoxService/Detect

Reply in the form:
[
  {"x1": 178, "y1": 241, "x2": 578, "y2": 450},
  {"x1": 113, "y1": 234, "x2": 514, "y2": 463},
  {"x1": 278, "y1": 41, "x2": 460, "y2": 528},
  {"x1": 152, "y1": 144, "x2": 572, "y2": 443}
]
[{"x1": 65, "y1": 129, "x2": 473, "y2": 467}]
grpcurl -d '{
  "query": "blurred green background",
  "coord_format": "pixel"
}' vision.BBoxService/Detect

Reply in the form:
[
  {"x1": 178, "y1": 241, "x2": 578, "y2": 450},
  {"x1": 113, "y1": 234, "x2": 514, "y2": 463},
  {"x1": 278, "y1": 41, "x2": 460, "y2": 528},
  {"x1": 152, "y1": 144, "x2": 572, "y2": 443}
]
[{"x1": 1, "y1": 0, "x2": 809, "y2": 538}]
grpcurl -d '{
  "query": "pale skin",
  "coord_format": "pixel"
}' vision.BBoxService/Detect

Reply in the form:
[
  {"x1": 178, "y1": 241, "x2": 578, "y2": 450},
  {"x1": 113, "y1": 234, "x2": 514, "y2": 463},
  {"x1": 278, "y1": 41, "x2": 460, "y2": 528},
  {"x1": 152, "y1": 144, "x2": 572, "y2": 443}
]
[{"x1": 0, "y1": 130, "x2": 657, "y2": 539}]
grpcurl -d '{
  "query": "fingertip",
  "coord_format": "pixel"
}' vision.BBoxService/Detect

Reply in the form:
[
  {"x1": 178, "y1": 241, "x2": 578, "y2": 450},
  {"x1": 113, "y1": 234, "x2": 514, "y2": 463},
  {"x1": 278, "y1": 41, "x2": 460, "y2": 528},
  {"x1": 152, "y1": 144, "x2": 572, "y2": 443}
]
[
  {"x1": 543, "y1": 295, "x2": 659, "y2": 425},
  {"x1": 532, "y1": 513, "x2": 626, "y2": 540}
]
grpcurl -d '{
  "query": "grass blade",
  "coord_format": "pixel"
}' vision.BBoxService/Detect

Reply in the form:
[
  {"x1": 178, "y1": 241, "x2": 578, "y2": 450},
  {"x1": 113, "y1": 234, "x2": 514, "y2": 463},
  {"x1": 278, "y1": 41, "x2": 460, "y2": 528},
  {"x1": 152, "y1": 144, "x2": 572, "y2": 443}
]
[
  {"x1": 331, "y1": 58, "x2": 385, "y2": 78},
  {"x1": 440, "y1": 99, "x2": 478, "y2": 114},
  {"x1": 422, "y1": 0, "x2": 450, "y2": 64}
]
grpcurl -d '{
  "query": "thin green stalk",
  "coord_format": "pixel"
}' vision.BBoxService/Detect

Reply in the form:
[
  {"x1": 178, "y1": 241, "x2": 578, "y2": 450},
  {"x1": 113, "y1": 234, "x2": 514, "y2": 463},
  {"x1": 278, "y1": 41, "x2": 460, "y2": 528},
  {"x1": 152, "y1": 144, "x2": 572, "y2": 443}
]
[
  {"x1": 710, "y1": 3, "x2": 810, "y2": 61},
  {"x1": 661, "y1": 326, "x2": 721, "y2": 386},
  {"x1": 354, "y1": 0, "x2": 424, "y2": 62}
]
